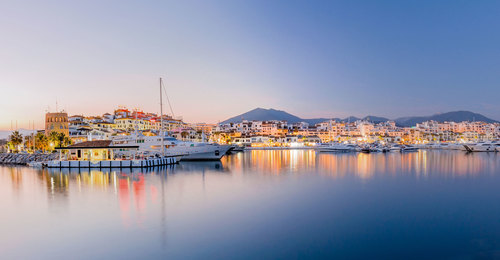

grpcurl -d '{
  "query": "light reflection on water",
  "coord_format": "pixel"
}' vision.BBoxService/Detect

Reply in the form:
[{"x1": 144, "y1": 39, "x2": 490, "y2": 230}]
[
  {"x1": 0, "y1": 150, "x2": 499, "y2": 259},
  {"x1": 227, "y1": 150, "x2": 499, "y2": 179}
]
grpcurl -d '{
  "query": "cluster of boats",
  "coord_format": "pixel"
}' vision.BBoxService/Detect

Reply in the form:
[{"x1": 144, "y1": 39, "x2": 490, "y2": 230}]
[
  {"x1": 316, "y1": 143, "x2": 418, "y2": 153},
  {"x1": 315, "y1": 141, "x2": 500, "y2": 153},
  {"x1": 38, "y1": 133, "x2": 232, "y2": 169},
  {"x1": 416, "y1": 141, "x2": 500, "y2": 152}
]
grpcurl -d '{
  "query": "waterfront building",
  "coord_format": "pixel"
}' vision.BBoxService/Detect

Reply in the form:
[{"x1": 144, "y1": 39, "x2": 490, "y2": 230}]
[
  {"x1": 115, "y1": 117, "x2": 152, "y2": 131},
  {"x1": 69, "y1": 115, "x2": 85, "y2": 126},
  {"x1": 45, "y1": 105, "x2": 500, "y2": 148},
  {"x1": 114, "y1": 107, "x2": 132, "y2": 119},
  {"x1": 102, "y1": 113, "x2": 115, "y2": 123},
  {"x1": 45, "y1": 111, "x2": 69, "y2": 136},
  {"x1": 191, "y1": 123, "x2": 216, "y2": 135}
]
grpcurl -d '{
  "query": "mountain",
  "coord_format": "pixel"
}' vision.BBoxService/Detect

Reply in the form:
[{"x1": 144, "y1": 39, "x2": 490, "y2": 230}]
[
  {"x1": 394, "y1": 111, "x2": 498, "y2": 126},
  {"x1": 221, "y1": 108, "x2": 498, "y2": 126},
  {"x1": 362, "y1": 116, "x2": 390, "y2": 123},
  {"x1": 302, "y1": 118, "x2": 331, "y2": 125},
  {"x1": 221, "y1": 108, "x2": 304, "y2": 124}
]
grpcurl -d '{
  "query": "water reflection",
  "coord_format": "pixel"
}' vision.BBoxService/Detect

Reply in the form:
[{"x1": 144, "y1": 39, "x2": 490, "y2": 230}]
[
  {"x1": 224, "y1": 150, "x2": 500, "y2": 179},
  {"x1": 32, "y1": 162, "x2": 228, "y2": 227},
  {"x1": 2, "y1": 151, "x2": 497, "y2": 200},
  {"x1": 0, "y1": 150, "x2": 499, "y2": 259},
  {"x1": 2, "y1": 151, "x2": 497, "y2": 205}
]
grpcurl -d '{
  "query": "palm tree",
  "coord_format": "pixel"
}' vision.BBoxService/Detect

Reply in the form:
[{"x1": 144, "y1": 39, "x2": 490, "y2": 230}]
[
  {"x1": 61, "y1": 135, "x2": 72, "y2": 147},
  {"x1": 47, "y1": 131, "x2": 62, "y2": 149},
  {"x1": 47, "y1": 132, "x2": 72, "y2": 149},
  {"x1": 8, "y1": 131, "x2": 23, "y2": 152},
  {"x1": 24, "y1": 135, "x2": 34, "y2": 152},
  {"x1": 35, "y1": 133, "x2": 49, "y2": 152}
]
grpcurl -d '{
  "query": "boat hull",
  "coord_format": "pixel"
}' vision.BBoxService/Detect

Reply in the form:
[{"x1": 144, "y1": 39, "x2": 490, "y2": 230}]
[
  {"x1": 463, "y1": 145, "x2": 497, "y2": 152},
  {"x1": 171, "y1": 145, "x2": 232, "y2": 161}
]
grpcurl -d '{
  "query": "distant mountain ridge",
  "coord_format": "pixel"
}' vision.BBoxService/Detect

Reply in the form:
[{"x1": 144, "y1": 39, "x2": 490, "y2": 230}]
[
  {"x1": 221, "y1": 108, "x2": 498, "y2": 126},
  {"x1": 394, "y1": 111, "x2": 497, "y2": 126}
]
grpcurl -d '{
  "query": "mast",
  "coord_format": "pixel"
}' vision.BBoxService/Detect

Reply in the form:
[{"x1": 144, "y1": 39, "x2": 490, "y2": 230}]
[
  {"x1": 329, "y1": 120, "x2": 332, "y2": 143},
  {"x1": 160, "y1": 78, "x2": 165, "y2": 156},
  {"x1": 32, "y1": 121, "x2": 35, "y2": 152}
]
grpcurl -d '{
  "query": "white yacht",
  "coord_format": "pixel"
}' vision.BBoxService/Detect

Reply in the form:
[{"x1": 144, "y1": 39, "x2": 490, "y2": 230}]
[
  {"x1": 111, "y1": 133, "x2": 231, "y2": 160},
  {"x1": 400, "y1": 145, "x2": 419, "y2": 152},
  {"x1": 463, "y1": 141, "x2": 500, "y2": 152},
  {"x1": 317, "y1": 143, "x2": 359, "y2": 152},
  {"x1": 389, "y1": 144, "x2": 404, "y2": 151}
]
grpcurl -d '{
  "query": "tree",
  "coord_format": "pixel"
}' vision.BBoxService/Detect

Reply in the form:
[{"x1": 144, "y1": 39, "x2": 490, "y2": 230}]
[
  {"x1": 61, "y1": 135, "x2": 72, "y2": 147},
  {"x1": 24, "y1": 135, "x2": 34, "y2": 152},
  {"x1": 47, "y1": 131, "x2": 72, "y2": 150},
  {"x1": 8, "y1": 131, "x2": 23, "y2": 152},
  {"x1": 35, "y1": 133, "x2": 49, "y2": 152}
]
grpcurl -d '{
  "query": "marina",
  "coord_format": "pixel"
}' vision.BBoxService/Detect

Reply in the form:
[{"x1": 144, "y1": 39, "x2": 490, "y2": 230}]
[
  {"x1": 2, "y1": 139, "x2": 499, "y2": 168},
  {"x1": 2, "y1": 1, "x2": 500, "y2": 258}
]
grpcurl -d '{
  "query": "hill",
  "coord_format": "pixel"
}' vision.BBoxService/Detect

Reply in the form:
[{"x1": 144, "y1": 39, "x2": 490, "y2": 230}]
[
  {"x1": 394, "y1": 111, "x2": 498, "y2": 126},
  {"x1": 221, "y1": 108, "x2": 304, "y2": 124},
  {"x1": 221, "y1": 108, "x2": 497, "y2": 126}
]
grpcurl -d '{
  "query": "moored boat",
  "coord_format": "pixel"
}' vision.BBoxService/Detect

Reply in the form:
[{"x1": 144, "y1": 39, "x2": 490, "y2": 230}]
[{"x1": 463, "y1": 141, "x2": 500, "y2": 152}]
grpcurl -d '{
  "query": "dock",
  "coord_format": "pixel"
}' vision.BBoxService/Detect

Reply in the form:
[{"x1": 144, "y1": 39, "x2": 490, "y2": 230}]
[{"x1": 46, "y1": 156, "x2": 178, "y2": 168}]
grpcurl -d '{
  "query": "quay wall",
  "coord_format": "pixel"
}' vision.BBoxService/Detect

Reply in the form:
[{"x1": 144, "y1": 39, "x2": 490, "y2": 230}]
[{"x1": 0, "y1": 153, "x2": 59, "y2": 165}]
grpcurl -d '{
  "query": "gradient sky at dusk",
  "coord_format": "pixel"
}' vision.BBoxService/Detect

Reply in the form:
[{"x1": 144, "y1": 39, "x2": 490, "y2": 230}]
[{"x1": 1, "y1": 0, "x2": 500, "y2": 130}]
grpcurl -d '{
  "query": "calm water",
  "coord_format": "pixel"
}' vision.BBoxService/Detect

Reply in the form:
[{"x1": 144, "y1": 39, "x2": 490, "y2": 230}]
[{"x1": 1, "y1": 150, "x2": 499, "y2": 259}]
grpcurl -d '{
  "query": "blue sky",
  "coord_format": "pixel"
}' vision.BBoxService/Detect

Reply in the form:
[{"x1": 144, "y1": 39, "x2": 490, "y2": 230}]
[{"x1": 1, "y1": 0, "x2": 499, "y2": 129}]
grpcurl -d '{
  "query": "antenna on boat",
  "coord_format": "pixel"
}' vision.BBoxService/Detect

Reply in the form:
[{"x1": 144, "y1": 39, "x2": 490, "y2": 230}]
[{"x1": 160, "y1": 78, "x2": 165, "y2": 157}]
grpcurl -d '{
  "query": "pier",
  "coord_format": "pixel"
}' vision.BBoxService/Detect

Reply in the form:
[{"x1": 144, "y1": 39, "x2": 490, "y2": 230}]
[
  {"x1": 47, "y1": 140, "x2": 179, "y2": 168},
  {"x1": 46, "y1": 156, "x2": 178, "y2": 168}
]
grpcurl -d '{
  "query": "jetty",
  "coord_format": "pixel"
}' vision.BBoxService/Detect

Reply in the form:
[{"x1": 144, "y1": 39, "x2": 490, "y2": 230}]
[
  {"x1": 47, "y1": 140, "x2": 178, "y2": 168},
  {"x1": 0, "y1": 153, "x2": 59, "y2": 165}
]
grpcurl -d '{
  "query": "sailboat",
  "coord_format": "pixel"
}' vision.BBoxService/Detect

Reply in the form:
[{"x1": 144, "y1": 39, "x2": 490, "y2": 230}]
[{"x1": 111, "y1": 78, "x2": 231, "y2": 160}]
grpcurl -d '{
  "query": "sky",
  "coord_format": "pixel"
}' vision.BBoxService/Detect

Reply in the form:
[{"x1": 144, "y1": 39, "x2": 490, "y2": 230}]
[{"x1": 1, "y1": 0, "x2": 500, "y2": 130}]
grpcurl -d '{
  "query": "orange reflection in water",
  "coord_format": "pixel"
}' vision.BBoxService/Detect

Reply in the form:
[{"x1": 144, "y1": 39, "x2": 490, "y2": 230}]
[
  {"x1": 314, "y1": 150, "x2": 498, "y2": 179},
  {"x1": 225, "y1": 150, "x2": 499, "y2": 179},
  {"x1": 226, "y1": 150, "x2": 318, "y2": 175}
]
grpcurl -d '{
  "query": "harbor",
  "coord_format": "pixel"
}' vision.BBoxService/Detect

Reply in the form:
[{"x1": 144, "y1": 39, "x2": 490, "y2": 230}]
[
  {"x1": 2, "y1": 79, "x2": 498, "y2": 168},
  {"x1": 2, "y1": 1, "x2": 500, "y2": 258},
  {"x1": 1, "y1": 139, "x2": 499, "y2": 168}
]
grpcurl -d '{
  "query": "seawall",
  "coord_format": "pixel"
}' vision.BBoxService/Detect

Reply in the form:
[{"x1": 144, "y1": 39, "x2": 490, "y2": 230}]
[{"x1": 0, "y1": 153, "x2": 58, "y2": 165}]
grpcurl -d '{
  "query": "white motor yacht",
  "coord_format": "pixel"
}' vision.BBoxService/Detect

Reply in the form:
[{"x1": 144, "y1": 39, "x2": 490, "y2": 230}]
[
  {"x1": 112, "y1": 133, "x2": 231, "y2": 160},
  {"x1": 401, "y1": 145, "x2": 418, "y2": 152},
  {"x1": 463, "y1": 141, "x2": 500, "y2": 152},
  {"x1": 317, "y1": 143, "x2": 359, "y2": 152}
]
